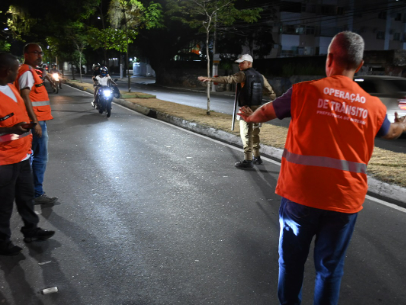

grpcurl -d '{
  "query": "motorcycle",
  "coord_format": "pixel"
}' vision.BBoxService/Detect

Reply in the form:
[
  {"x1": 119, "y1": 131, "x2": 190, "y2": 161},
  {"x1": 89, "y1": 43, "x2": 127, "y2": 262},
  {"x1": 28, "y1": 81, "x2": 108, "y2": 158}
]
[
  {"x1": 51, "y1": 72, "x2": 62, "y2": 92},
  {"x1": 49, "y1": 73, "x2": 59, "y2": 94},
  {"x1": 95, "y1": 85, "x2": 114, "y2": 118}
]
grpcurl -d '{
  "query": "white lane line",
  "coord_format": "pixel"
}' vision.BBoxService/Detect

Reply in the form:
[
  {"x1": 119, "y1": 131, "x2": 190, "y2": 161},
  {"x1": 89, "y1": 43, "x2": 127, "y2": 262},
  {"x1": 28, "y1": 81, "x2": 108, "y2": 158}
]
[
  {"x1": 88, "y1": 88, "x2": 406, "y2": 212},
  {"x1": 365, "y1": 195, "x2": 406, "y2": 214}
]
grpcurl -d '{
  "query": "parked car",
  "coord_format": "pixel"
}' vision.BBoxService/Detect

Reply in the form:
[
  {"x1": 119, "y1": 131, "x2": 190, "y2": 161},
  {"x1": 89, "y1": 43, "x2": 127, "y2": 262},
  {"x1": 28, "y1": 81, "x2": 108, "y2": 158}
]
[{"x1": 353, "y1": 75, "x2": 406, "y2": 124}]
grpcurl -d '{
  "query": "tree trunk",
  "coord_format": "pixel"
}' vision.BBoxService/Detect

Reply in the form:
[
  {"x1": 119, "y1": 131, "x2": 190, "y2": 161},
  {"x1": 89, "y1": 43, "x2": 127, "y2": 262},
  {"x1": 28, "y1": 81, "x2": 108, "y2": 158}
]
[
  {"x1": 79, "y1": 47, "x2": 83, "y2": 83},
  {"x1": 127, "y1": 43, "x2": 131, "y2": 92},
  {"x1": 212, "y1": 13, "x2": 217, "y2": 93},
  {"x1": 206, "y1": 30, "x2": 211, "y2": 115}
]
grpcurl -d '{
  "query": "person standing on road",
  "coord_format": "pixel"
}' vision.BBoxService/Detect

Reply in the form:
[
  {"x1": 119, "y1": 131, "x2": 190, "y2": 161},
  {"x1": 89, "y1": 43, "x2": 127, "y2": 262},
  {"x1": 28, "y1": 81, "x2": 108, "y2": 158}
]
[
  {"x1": 198, "y1": 54, "x2": 276, "y2": 169},
  {"x1": 14, "y1": 43, "x2": 58, "y2": 205},
  {"x1": 237, "y1": 31, "x2": 406, "y2": 305},
  {"x1": 0, "y1": 53, "x2": 55, "y2": 256}
]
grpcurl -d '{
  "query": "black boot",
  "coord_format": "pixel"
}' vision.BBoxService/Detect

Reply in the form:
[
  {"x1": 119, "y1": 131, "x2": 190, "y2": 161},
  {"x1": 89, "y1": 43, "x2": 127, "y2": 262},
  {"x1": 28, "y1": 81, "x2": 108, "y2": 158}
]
[
  {"x1": 235, "y1": 160, "x2": 254, "y2": 169},
  {"x1": 253, "y1": 156, "x2": 263, "y2": 165},
  {"x1": 23, "y1": 228, "x2": 55, "y2": 243}
]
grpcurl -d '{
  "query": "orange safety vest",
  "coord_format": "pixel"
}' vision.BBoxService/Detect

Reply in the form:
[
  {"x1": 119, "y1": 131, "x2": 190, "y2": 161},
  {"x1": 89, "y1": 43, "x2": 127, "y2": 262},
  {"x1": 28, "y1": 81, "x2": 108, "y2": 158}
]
[
  {"x1": 0, "y1": 84, "x2": 33, "y2": 166},
  {"x1": 15, "y1": 64, "x2": 53, "y2": 121},
  {"x1": 275, "y1": 75, "x2": 387, "y2": 213}
]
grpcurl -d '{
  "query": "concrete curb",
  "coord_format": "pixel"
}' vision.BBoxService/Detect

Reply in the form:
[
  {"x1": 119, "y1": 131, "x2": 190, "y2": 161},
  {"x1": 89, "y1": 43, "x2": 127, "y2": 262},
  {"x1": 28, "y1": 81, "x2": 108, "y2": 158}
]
[{"x1": 68, "y1": 82, "x2": 406, "y2": 206}]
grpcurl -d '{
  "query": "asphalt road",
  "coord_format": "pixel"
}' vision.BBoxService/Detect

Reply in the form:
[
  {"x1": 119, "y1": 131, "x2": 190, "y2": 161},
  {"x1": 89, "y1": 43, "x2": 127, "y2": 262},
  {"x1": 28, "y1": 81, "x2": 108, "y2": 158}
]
[{"x1": 2, "y1": 85, "x2": 405, "y2": 305}]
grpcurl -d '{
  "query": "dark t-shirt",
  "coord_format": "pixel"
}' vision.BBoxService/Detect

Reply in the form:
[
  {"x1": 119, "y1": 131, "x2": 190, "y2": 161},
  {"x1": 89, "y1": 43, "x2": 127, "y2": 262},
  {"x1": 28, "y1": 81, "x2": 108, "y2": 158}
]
[
  {"x1": 93, "y1": 69, "x2": 101, "y2": 77},
  {"x1": 272, "y1": 87, "x2": 391, "y2": 137}
]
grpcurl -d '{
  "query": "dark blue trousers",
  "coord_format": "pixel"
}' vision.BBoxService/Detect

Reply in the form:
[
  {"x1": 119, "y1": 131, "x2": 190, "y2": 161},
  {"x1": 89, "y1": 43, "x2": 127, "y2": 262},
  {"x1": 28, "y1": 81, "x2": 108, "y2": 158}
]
[{"x1": 278, "y1": 197, "x2": 358, "y2": 305}]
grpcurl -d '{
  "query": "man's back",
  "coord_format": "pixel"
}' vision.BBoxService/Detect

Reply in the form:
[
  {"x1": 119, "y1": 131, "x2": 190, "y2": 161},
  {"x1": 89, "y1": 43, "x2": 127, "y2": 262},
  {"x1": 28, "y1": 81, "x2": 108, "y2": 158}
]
[{"x1": 276, "y1": 75, "x2": 387, "y2": 213}]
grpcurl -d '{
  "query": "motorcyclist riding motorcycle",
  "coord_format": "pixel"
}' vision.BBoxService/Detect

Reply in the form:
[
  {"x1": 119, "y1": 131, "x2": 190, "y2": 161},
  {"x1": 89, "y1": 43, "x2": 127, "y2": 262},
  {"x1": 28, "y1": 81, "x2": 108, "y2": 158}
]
[
  {"x1": 93, "y1": 66, "x2": 118, "y2": 117},
  {"x1": 49, "y1": 64, "x2": 62, "y2": 89}
]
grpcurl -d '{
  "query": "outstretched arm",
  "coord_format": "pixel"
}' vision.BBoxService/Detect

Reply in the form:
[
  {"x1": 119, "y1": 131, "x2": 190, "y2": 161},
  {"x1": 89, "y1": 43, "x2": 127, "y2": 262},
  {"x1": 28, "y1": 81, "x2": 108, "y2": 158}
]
[
  {"x1": 262, "y1": 76, "x2": 276, "y2": 100},
  {"x1": 238, "y1": 102, "x2": 278, "y2": 123},
  {"x1": 198, "y1": 72, "x2": 245, "y2": 84},
  {"x1": 382, "y1": 113, "x2": 406, "y2": 139},
  {"x1": 239, "y1": 86, "x2": 292, "y2": 123}
]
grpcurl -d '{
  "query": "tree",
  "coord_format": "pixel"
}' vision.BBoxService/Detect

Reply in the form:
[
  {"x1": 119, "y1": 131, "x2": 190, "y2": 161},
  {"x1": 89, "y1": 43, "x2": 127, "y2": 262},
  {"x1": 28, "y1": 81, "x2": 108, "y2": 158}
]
[
  {"x1": 5, "y1": 5, "x2": 37, "y2": 42},
  {"x1": 64, "y1": 22, "x2": 89, "y2": 82},
  {"x1": 167, "y1": 0, "x2": 262, "y2": 114},
  {"x1": 134, "y1": 6, "x2": 199, "y2": 84},
  {"x1": 215, "y1": 2, "x2": 277, "y2": 60},
  {"x1": 88, "y1": 0, "x2": 162, "y2": 92},
  {"x1": 0, "y1": 6, "x2": 11, "y2": 52}
]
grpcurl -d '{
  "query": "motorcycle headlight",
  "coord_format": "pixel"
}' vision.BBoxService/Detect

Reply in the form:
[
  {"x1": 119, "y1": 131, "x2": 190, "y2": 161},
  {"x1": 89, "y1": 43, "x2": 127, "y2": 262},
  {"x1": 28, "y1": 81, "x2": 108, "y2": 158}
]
[
  {"x1": 52, "y1": 73, "x2": 59, "y2": 81},
  {"x1": 102, "y1": 89, "x2": 112, "y2": 97}
]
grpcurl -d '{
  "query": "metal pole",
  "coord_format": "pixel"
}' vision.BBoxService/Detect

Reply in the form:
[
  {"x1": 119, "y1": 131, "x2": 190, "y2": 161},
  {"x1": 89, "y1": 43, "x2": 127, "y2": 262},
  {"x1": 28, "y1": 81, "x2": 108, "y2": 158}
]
[{"x1": 231, "y1": 84, "x2": 238, "y2": 130}]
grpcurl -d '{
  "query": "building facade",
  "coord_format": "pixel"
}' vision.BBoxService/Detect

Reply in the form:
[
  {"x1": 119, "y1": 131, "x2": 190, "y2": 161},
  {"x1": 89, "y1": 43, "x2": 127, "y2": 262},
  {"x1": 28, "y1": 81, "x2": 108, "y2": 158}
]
[{"x1": 270, "y1": 0, "x2": 406, "y2": 57}]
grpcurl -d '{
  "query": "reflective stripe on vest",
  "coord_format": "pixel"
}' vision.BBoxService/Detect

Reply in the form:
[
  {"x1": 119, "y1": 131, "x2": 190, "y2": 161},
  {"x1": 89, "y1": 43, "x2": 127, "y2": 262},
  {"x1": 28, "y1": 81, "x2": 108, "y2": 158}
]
[
  {"x1": 282, "y1": 149, "x2": 367, "y2": 174},
  {"x1": 32, "y1": 101, "x2": 50, "y2": 107}
]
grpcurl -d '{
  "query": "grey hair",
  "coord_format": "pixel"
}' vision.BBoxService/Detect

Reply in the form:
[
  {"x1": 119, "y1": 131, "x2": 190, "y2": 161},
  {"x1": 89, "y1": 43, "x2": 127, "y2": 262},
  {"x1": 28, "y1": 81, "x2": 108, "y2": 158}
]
[{"x1": 330, "y1": 31, "x2": 364, "y2": 69}]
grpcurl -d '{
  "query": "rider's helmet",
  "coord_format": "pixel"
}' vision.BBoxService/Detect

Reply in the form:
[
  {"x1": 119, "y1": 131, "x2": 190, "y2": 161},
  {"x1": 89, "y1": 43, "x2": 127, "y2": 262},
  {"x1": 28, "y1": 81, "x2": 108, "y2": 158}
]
[
  {"x1": 100, "y1": 66, "x2": 108, "y2": 77},
  {"x1": 92, "y1": 63, "x2": 100, "y2": 70}
]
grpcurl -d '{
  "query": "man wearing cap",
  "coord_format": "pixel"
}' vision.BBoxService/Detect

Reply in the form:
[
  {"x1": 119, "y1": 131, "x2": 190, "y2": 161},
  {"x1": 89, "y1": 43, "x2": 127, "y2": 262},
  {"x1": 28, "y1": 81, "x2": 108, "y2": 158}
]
[{"x1": 198, "y1": 54, "x2": 276, "y2": 169}]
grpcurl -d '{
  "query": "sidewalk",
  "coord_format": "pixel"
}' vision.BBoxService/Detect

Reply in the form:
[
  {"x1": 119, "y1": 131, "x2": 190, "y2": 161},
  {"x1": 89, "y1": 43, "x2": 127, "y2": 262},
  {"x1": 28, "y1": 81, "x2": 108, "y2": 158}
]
[{"x1": 67, "y1": 77, "x2": 406, "y2": 207}]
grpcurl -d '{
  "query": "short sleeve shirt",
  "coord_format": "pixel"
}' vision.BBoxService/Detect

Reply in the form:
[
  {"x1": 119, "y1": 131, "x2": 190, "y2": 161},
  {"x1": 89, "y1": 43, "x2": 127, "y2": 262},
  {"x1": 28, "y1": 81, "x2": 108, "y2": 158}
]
[
  {"x1": 95, "y1": 75, "x2": 111, "y2": 86},
  {"x1": 17, "y1": 70, "x2": 35, "y2": 91}
]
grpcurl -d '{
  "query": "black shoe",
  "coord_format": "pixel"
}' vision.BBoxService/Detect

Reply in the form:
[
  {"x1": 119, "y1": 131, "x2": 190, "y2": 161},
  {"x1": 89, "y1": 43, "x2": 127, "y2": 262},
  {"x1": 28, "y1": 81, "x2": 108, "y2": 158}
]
[
  {"x1": 253, "y1": 156, "x2": 263, "y2": 165},
  {"x1": 235, "y1": 160, "x2": 254, "y2": 169},
  {"x1": 23, "y1": 228, "x2": 55, "y2": 243},
  {"x1": 34, "y1": 193, "x2": 58, "y2": 205},
  {"x1": 0, "y1": 241, "x2": 22, "y2": 256}
]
